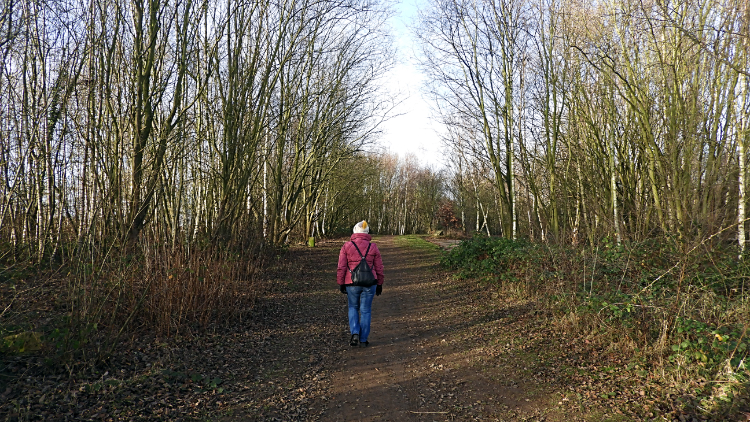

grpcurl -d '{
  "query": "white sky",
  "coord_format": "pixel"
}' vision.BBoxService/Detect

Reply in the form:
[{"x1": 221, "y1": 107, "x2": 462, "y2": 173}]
[{"x1": 377, "y1": 0, "x2": 446, "y2": 170}]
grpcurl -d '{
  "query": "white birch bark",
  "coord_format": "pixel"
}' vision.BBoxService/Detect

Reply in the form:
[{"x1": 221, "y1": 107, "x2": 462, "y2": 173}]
[
  {"x1": 739, "y1": 76, "x2": 748, "y2": 256},
  {"x1": 263, "y1": 133, "x2": 268, "y2": 239},
  {"x1": 610, "y1": 130, "x2": 621, "y2": 245},
  {"x1": 739, "y1": 130, "x2": 745, "y2": 255}
]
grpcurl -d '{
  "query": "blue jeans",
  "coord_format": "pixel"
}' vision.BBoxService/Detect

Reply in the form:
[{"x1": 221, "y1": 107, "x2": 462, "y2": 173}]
[{"x1": 346, "y1": 285, "x2": 376, "y2": 342}]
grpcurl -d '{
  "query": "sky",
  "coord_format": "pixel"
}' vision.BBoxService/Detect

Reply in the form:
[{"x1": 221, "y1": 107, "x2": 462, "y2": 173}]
[{"x1": 376, "y1": 0, "x2": 447, "y2": 170}]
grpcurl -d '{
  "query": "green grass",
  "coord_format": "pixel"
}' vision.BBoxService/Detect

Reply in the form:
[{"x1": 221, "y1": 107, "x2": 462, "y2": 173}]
[{"x1": 392, "y1": 234, "x2": 441, "y2": 252}]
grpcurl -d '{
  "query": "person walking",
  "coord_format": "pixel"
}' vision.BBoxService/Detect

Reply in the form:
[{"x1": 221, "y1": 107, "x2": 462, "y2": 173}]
[{"x1": 337, "y1": 221, "x2": 384, "y2": 347}]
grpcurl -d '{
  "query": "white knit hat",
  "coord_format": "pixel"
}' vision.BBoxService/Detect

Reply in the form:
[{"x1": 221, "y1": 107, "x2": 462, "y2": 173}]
[{"x1": 353, "y1": 220, "x2": 369, "y2": 234}]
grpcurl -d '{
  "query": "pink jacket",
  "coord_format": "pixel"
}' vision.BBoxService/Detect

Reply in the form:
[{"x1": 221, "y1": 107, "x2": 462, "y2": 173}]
[{"x1": 337, "y1": 233, "x2": 384, "y2": 286}]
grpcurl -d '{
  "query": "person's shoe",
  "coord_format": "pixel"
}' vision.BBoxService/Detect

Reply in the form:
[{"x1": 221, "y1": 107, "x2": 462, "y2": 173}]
[
  {"x1": 360, "y1": 341, "x2": 369, "y2": 347},
  {"x1": 350, "y1": 334, "x2": 359, "y2": 346}
]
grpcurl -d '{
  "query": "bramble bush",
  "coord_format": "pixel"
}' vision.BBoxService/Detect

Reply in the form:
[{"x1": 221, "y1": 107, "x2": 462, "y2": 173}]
[{"x1": 440, "y1": 235, "x2": 534, "y2": 282}]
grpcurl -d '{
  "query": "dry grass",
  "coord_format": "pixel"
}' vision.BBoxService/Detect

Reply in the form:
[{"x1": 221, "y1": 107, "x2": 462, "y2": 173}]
[
  {"x1": 1, "y1": 236, "x2": 267, "y2": 363},
  {"x1": 441, "y1": 235, "x2": 750, "y2": 419}
]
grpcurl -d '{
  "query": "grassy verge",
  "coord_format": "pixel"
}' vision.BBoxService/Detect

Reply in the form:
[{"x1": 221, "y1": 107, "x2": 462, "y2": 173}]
[
  {"x1": 441, "y1": 235, "x2": 750, "y2": 420},
  {"x1": 392, "y1": 234, "x2": 442, "y2": 253}
]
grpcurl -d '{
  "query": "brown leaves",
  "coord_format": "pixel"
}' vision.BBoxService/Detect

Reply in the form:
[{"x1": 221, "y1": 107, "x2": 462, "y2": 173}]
[{"x1": 0, "y1": 243, "x2": 346, "y2": 421}]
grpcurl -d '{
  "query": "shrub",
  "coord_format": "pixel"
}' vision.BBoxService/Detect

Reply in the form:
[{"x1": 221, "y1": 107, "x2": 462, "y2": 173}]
[
  {"x1": 440, "y1": 235, "x2": 750, "y2": 419},
  {"x1": 1, "y1": 237, "x2": 266, "y2": 365},
  {"x1": 440, "y1": 235, "x2": 533, "y2": 280}
]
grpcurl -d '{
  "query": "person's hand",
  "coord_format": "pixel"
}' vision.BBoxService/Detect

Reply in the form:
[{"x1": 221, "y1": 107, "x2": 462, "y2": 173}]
[
  {"x1": 376, "y1": 285, "x2": 382, "y2": 296},
  {"x1": 340, "y1": 284, "x2": 347, "y2": 294}
]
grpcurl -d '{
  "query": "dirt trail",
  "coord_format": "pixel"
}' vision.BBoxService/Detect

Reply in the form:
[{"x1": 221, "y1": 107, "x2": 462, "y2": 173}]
[{"x1": 310, "y1": 236, "x2": 578, "y2": 421}]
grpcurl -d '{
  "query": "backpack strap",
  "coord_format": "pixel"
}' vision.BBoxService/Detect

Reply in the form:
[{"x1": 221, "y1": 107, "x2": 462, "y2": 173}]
[
  {"x1": 347, "y1": 242, "x2": 372, "y2": 275},
  {"x1": 350, "y1": 241, "x2": 371, "y2": 259}
]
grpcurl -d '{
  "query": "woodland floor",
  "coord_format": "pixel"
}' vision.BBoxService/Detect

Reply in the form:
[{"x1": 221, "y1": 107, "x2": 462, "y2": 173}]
[{"x1": 1, "y1": 236, "x2": 733, "y2": 421}]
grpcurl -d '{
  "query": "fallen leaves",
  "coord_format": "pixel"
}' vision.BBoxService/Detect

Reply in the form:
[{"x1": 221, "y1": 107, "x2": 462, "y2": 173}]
[{"x1": 0, "y1": 242, "x2": 348, "y2": 421}]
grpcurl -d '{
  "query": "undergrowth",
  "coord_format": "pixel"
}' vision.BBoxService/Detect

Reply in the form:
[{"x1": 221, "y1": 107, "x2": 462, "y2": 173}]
[
  {"x1": 1, "y1": 237, "x2": 267, "y2": 368},
  {"x1": 441, "y1": 234, "x2": 750, "y2": 420}
]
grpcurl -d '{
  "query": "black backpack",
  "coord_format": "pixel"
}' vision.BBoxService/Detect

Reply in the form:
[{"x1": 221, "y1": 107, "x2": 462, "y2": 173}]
[{"x1": 348, "y1": 242, "x2": 377, "y2": 287}]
